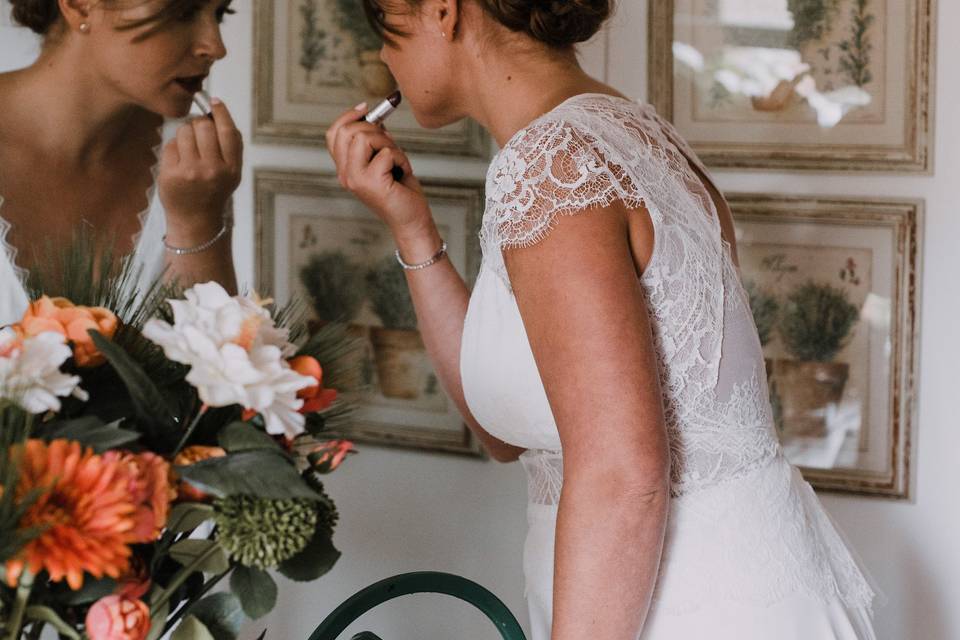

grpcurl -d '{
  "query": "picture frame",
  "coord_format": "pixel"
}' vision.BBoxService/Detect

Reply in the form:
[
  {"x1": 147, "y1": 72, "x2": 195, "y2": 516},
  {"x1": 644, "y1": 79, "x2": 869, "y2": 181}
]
[
  {"x1": 253, "y1": 0, "x2": 488, "y2": 156},
  {"x1": 730, "y1": 193, "x2": 922, "y2": 498},
  {"x1": 648, "y1": 0, "x2": 936, "y2": 172},
  {"x1": 255, "y1": 169, "x2": 485, "y2": 457}
]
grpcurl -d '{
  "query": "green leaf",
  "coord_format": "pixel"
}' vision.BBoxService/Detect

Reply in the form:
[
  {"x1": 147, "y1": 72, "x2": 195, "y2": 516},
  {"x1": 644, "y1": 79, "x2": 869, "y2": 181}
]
[
  {"x1": 176, "y1": 450, "x2": 320, "y2": 502},
  {"x1": 90, "y1": 330, "x2": 178, "y2": 437},
  {"x1": 229, "y1": 565, "x2": 277, "y2": 620},
  {"x1": 169, "y1": 539, "x2": 230, "y2": 574},
  {"x1": 191, "y1": 592, "x2": 246, "y2": 640},
  {"x1": 217, "y1": 422, "x2": 283, "y2": 454},
  {"x1": 166, "y1": 503, "x2": 215, "y2": 534},
  {"x1": 24, "y1": 605, "x2": 81, "y2": 639},
  {"x1": 172, "y1": 615, "x2": 215, "y2": 640},
  {"x1": 40, "y1": 416, "x2": 140, "y2": 452},
  {"x1": 145, "y1": 600, "x2": 170, "y2": 640},
  {"x1": 253, "y1": 630, "x2": 267, "y2": 640},
  {"x1": 52, "y1": 575, "x2": 117, "y2": 605},
  {"x1": 277, "y1": 530, "x2": 340, "y2": 582}
]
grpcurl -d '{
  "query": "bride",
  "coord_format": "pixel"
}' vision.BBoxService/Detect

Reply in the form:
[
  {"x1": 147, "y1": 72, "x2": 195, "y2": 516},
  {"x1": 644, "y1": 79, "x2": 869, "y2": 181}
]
[
  {"x1": 0, "y1": 0, "x2": 241, "y2": 325},
  {"x1": 326, "y1": 0, "x2": 878, "y2": 638}
]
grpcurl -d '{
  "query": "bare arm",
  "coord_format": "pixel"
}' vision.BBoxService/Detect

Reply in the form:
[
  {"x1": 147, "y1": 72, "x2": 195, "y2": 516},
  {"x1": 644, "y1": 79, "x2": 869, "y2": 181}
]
[
  {"x1": 504, "y1": 202, "x2": 671, "y2": 638},
  {"x1": 326, "y1": 107, "x2": 524, "y2": 462},
  {"x1": 158, "y1": 100, "x2": 241, "y2": 293}
]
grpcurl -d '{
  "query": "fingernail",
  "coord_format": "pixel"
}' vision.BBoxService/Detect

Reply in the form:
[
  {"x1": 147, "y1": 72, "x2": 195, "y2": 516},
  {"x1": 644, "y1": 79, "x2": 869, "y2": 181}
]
[{"x1": 354, "y1": 102, "x2": 367, "y2": 112}]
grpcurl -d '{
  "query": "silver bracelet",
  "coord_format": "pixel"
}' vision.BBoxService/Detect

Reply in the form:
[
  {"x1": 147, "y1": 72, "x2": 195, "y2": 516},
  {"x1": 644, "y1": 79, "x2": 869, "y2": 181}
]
[
  {"x1": 163, "y1": 221, "x2": 230, "y2": 256},
  {"x1": 395, "y1": 241, "x2": 447, "y2": 270}
]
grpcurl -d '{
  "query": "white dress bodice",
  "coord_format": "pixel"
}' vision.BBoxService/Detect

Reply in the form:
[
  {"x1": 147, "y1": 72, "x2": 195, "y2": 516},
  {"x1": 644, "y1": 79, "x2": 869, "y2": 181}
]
[
  {"x1": 1, "y1": 123, "x2": 172, "y2": 325},
  {"x1": 459, "y1": 94, "x2": 877, "y2": 636}
]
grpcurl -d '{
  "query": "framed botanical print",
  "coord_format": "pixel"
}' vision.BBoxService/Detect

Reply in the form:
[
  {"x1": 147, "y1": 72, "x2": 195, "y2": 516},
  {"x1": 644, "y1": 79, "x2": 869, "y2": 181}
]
[
  {"x1": 649, "y1": 0, "x2": 936, "y2": 171},
  {"x1": 253, "y1": 0, "x2": 487, "y2": 156},
  {"x1": 255, "y1": 169, "x2": 485, "y2": 456},
  {"x1": 731, "y1": 194, "x2": 921, "y2": 498}
]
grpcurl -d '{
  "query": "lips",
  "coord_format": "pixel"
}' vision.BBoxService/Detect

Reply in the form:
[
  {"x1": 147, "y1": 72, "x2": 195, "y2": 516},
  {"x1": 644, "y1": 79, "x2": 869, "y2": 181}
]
[{"x1": 174, "y1": 74, "x2": 207, "y2": 95}]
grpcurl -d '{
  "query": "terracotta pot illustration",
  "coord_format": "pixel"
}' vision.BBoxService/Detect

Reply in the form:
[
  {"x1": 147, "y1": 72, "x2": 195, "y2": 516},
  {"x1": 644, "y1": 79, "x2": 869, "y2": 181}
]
[
  {"x1": 771, "y1": 359, "x2": 849, "y2": 438},
  {"x1": 369, "y1": 327, "x2": 428, "y2": 400},
  {"x1": 358, "y1": 50, "x2": 397, "y2": 97},
  {"x1": 751, "y1": 76, "x2": 802, "y2": 112}
]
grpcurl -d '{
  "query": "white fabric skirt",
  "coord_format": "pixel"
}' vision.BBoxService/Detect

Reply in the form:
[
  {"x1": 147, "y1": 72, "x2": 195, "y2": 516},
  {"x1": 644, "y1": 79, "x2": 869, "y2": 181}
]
[{"x1": 521, "y1": 455, "x2": 878, "y2": 640}]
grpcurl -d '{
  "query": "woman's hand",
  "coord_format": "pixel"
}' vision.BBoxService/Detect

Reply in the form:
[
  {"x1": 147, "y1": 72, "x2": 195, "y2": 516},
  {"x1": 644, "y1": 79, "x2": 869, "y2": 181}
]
[
  {"x1": 158, "y1": 98, "x2": 243, "y2": 239},
  {"x1": 325, "y1": 104, "x2": 431, "y2": 239}
]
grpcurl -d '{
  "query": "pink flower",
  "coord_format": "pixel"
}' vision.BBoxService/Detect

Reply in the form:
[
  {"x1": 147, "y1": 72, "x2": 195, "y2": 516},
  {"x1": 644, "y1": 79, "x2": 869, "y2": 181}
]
[{"x1": 85, "y1": 595, "x2": 150, "y2": 640}]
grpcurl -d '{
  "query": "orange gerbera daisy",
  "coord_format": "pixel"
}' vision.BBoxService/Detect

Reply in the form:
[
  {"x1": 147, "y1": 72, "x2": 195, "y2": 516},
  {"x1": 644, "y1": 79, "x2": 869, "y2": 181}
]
[
  {"x1": 5, "y1": 440, "x2": 137, "y2": 590},
  {"x1": 102, "y1": 451, "x2": 176, "y2": 543}
]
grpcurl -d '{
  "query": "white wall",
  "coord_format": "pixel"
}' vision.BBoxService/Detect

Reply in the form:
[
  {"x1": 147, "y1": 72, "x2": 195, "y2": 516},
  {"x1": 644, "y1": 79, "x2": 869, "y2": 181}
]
[{"x1": 3, "y1": 0, "x2": 959, "y2": 638}]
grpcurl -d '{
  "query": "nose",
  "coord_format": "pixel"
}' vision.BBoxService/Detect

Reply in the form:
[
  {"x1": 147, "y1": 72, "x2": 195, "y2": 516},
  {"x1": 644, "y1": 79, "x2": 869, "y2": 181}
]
[{"x1": 194, "y1": 20, "x2": 227, "y2": 62}]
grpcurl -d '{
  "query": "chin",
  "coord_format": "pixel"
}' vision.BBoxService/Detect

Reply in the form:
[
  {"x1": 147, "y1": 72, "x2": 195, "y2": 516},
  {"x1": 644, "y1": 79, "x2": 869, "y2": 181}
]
[{"x1": 410, "y1": 107, "x2": 463, "y2": 130}]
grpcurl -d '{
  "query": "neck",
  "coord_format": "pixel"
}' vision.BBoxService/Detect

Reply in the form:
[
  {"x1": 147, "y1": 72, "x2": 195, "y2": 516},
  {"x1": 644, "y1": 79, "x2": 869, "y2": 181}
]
[
  {"x1": 4, "y1": 42, "x2": 156, "y2": 166},
  {"x1": 456, "y1": 43, "x2": 615, "y2": 147}
]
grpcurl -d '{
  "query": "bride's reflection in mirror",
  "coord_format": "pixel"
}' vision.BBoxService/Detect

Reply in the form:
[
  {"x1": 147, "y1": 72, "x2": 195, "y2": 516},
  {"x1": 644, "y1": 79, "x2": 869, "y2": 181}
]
[{"x1": 0, "y1": 0, "x2": 242, "y2": 324}]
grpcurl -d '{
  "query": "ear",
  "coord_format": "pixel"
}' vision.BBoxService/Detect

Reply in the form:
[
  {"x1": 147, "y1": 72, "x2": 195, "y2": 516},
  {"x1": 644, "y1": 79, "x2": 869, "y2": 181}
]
[
  {"x1": 425, "y1": 0, "x2": 460, "y2": 42},
  {"x1": 57, "y1": 0, "x2": 91, "y2": 32}
]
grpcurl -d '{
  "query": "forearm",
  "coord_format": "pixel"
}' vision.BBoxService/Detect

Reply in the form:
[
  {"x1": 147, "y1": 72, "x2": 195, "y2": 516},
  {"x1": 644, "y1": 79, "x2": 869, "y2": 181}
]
[
  {"x1": 395, "y1": 221, "x2": 525, "y2": 462},
  {"x1": 162, "y1": 218, "x2": 237, "y2": 295},
  {"x1": 551, "y1": 475, "x2": 670, "y2": 638}
]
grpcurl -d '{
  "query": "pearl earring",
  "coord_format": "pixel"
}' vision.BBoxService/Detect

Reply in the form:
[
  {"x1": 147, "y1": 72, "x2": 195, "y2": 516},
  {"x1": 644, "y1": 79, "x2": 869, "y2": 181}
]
[{"x1": 79, "y1": 22, "x2": 90, "y2": 33}]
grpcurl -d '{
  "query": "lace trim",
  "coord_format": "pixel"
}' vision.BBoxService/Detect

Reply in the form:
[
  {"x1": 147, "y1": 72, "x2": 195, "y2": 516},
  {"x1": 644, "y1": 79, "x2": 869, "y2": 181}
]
[
  {"x1": 0, "y1": 197, "x2": 28, "y2": 288},
  {"x1": 0, "y1": 125, "x2": 164, "y2": 290}
]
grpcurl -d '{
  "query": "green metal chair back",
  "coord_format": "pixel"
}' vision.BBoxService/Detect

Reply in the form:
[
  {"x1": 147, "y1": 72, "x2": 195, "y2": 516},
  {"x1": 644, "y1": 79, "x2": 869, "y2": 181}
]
[{"x1": 307, "y1": 571, "x2": 527, "y2": 640}]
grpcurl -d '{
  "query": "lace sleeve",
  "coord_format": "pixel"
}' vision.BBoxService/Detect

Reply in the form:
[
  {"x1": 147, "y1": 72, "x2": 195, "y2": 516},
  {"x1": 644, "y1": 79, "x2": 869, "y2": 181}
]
[{"x1": 480, "y1": 119, "x2": 646, "y2": 284}]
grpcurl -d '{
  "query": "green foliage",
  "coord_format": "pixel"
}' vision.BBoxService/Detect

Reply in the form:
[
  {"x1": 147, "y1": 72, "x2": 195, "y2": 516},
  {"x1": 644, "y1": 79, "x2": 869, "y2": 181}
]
[
  {"x1": 299, "y1": 0, "x2": 327, "y2": 79},
  {"x1": 169, "y1": 539, "x2": 231, "y2": 574},
  {"x1": 779, "y1": 281, "x2": 860, "y2": 362},
  {"x1": 0, "y1": 405, "x2": 42, "y2": 563},
  {"x1": 217, "y1": 422, "x2": 286, "y2": 455},
  {"x1": 366, "y1": 256, "x2": 418, "y2": 330},
  {"x1": 189, "y1": 593, "x2": 246, "y2": 640},
  {"x1": 744, "y1": 281, "x2": 780, "y2": 347},
  {"x1": 172, "y1": 616, "x2": 215, "y2": 640},
  {"x1": 839, "y1": 0, "x2": 875, "y2": 87},
  {"x1": 333, "y1": 0, "x2": 382, "y2": 51},
  {"x1": 175, "y1": 450, "x2": 321, "y2": 502},
  {"x1": 787, "y1": 0, "x2": 840, "y2": 48},
  {"x1": 298, "y1": 251, "x2": 366, "y2": 323},
  {"x1": 229, "y1": 566, "x2": 277, "y2": 619}
]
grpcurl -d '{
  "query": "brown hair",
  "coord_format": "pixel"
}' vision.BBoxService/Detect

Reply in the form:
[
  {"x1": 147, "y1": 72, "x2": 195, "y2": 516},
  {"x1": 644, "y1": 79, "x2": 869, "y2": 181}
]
[
  {"x1": 10, "y1": 0, "x2": 233, "y2": 39},
  {"x1": 363, "y1": 0, "x2": 613, "y2": 49}
]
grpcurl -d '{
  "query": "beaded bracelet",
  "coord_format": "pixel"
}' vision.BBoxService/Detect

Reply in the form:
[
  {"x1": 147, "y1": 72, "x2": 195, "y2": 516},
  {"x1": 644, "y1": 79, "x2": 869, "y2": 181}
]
[
  {"x1": 395, "y1": 241, "x2": 448, "y2": 271},
  {"x1": 162, "y1": 221, "x2": 230, "y2": 256}
]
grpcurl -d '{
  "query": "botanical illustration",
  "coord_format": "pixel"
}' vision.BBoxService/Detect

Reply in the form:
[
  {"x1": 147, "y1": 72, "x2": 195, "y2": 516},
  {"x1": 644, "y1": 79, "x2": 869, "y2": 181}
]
[
  {"x1": 740, "y1": 243, "x2": 873, "y2": 470},
  {"x1": 683, "y1": 0, "x2": 883, "y2": 125},
  {"x1": 291, "y1": 214, "x2": 449, "y2": 414},
  {"x1": 289, "y1": 0, "x2": 396, "y2": 103}
]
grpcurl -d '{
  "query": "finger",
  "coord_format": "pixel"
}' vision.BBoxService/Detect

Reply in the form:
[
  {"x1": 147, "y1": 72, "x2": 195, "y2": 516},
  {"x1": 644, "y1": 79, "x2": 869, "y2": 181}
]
[
  {"x1": 176, "y1": 123, "x2": 200, "y2": 164},
  {"x1": 347, "y1": 130, "x2": 397, "y2": 172},
  {"x1": 335, "y1": 121, "x2": 386, "y2": 173},
  {"x1": 326, "y1": 102, "x2": 369, "y2": 154},
  {"x1": 209, "y1": 98, "x2": 243, "y2": 168},
  {"x1": 367, "y1": 147, "x2": 411, "y2": 185},
  {"x1": 191, "y1": 116, "x2": 222, "y2": 162},
  {"x1": 160, "y1": 139, "x2": 180, "y2": 172}
]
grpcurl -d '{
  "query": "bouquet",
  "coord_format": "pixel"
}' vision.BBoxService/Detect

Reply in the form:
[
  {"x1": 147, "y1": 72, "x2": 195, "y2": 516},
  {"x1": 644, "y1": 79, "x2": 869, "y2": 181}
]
[{"x1": 0, "y1": 248, "x2": 358, "y2": 640}]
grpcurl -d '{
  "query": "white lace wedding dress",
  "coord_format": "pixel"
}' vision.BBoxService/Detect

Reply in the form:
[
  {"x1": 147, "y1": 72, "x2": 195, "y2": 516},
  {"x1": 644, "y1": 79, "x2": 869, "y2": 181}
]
[{"x1": 460, "y1": 94, "x2": 878, "y2": 639}]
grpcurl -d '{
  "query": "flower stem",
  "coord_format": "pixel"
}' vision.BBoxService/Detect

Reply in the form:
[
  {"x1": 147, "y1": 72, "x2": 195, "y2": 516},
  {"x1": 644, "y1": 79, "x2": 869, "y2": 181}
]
[
  {"x1": 172, "y1": 405, "x2": 209, "y2": 457},
  {"x1": 3, "y1": 571, "x2": 33, "y2": 640},
  {"x1": 149, "y1": 543, "x2": 222, "y2": 617},
  {"x1": 160, "y1": 568, "x2": 229, "y2": 637}
]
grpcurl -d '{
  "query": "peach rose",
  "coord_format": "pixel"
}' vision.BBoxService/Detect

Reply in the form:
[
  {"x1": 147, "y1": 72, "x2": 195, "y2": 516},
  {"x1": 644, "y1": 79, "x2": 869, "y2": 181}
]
[
  {"x1": 172, "y1": 446, "x2": 226, "y2": 502},
  {"x1": 103, "y1": 451, "x2": 175, "y2": 543},
  {"x1": 20, "y1": 296, "x2": 118, "y2": 367},
  {"x1": 289, "y1": 355, "x2": 338, "y2": 414},
  {"x1": 85, "y1": 595, "x2": 150, "y2": 640}
]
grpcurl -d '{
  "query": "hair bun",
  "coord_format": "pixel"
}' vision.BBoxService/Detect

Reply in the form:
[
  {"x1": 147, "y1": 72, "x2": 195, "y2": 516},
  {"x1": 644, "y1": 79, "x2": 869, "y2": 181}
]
[
  {"x1": 482, "y1": 0, "x2": 612, "y2": 48},
  {"x1": 10, "y1": 0, "x2": 60, "y2": 35}
]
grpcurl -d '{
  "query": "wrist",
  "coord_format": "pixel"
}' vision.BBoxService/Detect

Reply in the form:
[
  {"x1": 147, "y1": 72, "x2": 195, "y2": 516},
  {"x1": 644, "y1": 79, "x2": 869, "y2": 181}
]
[
  {"x1": 165, "y1": 212, "x2": 228, "y2": 245},
  {"x1": 392, "y1": 218, "x2": 442, "y2": 265}
]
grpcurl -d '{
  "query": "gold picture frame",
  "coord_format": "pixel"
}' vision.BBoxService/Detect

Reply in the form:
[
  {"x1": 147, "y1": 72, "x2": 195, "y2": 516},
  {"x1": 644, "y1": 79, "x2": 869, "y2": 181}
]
[
  {"x1": 255, "y1": 169, "x2": 485, "y2": 457},
  {"x1": 649, "y1": 0, "x2": 936, "y2": 172},
  {"x1": 730, "y1": 193, "x2": 921, "y2": 498},
  {"x1": 253, "y1": 0, "x2": 488, "y2": 156}
]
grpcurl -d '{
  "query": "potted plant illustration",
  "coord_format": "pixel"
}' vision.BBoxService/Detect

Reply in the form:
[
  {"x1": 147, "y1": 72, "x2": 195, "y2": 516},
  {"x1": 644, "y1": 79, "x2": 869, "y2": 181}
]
[
  {"x1": 366, "y1": 256, "x2": 428, "y2": 400},
  {"x1": 333, "y1": 0, "x2": 397, "y2": 96},
  {"x1": 773, "y1": 280, "x2": 860, "y2": 438}
]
